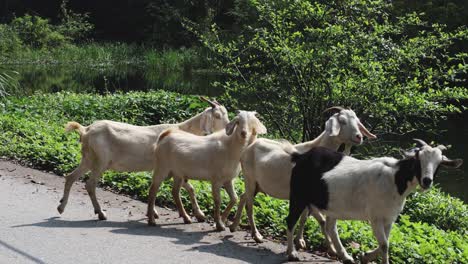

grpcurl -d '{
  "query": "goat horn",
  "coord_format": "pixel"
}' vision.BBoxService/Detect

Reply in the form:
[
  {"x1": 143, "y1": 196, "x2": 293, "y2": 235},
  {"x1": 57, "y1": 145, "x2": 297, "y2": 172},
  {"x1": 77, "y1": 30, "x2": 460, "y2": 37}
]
[
  {"x1": 413, "y1": 138, "x2": 429, "y2": 147},
  {"x1": 437, "y1": 145, "x2": 447, "y2": 151},
  {"x1": 213, "y1": 99, "x2": 221, "y2": 106},
  {"x1": 199, "y1": 96, "x2": 217, "y2": 108},
  {"x1": 323, "y1": 106, "x2": 345, "y2": 115}
]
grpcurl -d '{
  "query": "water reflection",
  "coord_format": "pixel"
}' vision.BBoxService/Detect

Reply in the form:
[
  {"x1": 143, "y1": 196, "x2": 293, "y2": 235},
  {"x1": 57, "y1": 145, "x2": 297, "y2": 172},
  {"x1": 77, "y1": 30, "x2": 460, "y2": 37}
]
[{"x1": 7, "y1": 64, "x2": 224, "y2": 96}]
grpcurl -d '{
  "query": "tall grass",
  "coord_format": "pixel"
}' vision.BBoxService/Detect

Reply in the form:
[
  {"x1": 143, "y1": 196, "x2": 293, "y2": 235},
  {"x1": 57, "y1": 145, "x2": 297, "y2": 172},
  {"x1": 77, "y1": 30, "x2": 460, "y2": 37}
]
[
  {"x1": 1, "y1": 40, "x2": 220, "y2": 96},
  {"x1": 0, "y1": 67, "x2": 19, "y2": 96},
  {"x1": 2, "y1": 42, "x2": 143, "y2": 66}
]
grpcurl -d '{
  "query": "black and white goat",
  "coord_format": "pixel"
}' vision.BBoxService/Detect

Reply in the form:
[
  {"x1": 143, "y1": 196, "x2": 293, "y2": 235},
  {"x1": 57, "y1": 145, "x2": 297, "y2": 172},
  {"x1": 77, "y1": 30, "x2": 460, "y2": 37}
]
[{"x1": 286, "y1": 139, "x2": 463, "y2": 263}]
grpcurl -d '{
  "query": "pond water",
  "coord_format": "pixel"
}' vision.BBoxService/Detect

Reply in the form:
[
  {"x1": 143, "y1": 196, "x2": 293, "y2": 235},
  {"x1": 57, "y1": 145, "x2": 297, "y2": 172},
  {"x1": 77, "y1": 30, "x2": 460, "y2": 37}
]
[
  {"x1": 6, "y1": 63, "x2": 224, "y2": 96},
  {"x1": 5, "y1": 64, "x2": 468, "y2": 202}
]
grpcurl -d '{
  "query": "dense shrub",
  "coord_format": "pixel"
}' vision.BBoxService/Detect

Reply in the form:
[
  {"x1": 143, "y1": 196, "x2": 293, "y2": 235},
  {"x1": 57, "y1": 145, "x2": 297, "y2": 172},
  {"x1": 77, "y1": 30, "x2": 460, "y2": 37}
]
[
  {"x1": 191, "y1": 0, "x2": 468, "y2": 142},
  {"x1": 0, "y1": 115, "x2": 79, "y2": 173},
  {"x1": 11, "y1": 14, "x2": 68, "y2": 48},
  {"x1": 0, "y1": 91, "x2": 466, "y2": 263},
  {"x1": 0, "y1": 24, "x2": 23, "y2": 55},
  {"x1": 404, "y1": 187, "x2": 468, "y2": 234},
  {"x1": 56, "y1": 0, "x2": 94, "y2": 42},
  {"x1": 1, "y1": 91, "x2": 208, "y2": 125}
]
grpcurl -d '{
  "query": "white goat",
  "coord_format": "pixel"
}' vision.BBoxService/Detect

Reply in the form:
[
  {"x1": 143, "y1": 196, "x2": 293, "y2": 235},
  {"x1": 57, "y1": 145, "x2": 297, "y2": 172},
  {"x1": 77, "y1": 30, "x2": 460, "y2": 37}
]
[
  {"x1": 147, "y1": 110, "x2": 267, "y2": 231},
  {"x1": 286, "y1": 139, "x2": 463, "y2": 263},
  {"x1": 230, "y1": 107, "x2": 376, "y2": 252},
  {"x1": 57, "y1": 97, "x2": 229, "y2": 221}
]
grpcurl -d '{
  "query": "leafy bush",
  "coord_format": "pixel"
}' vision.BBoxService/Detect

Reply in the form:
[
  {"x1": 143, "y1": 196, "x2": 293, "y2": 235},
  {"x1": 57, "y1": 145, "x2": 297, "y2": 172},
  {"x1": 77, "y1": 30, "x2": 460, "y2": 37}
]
[
  {"x1": 404, "y1": 187, "x2": 468, "y2": 234},
  {"x1": 190, "y1": 0, "x2": 468, "y2": 142},
  {"x1": 5, "y1": 5, "x2": 92, "y2": 50},
  {"x1": 0, "y1": 91, "x2": 466, "y2": 263},
  {"x1": 0, "y1": 24, "x2": 23, "y2": 55},
  {"x1": 0, "y1": 115, "x2": 79, "y2": 173},
  {"x1": 1, "y1": 91, "x2": 207, "y2": 126},
  {"x1": 57, "y1": 0, "x2": 94, "y2": 41},
  {"x1": 10, "y1": 14, "x2": 68, "y2": 48},
  {"x1": 336, "y1": 216, "x2": 467, "y2": 263}
]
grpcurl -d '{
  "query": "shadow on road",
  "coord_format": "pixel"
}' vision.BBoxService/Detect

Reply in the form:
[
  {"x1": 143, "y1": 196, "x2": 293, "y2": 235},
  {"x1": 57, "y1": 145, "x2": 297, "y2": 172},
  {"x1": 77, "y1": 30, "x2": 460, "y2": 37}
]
[
  {"x1": 0, "y1": 239, "x2": 46, "y2": 264},
  {"x1": 11, "y1": 217, "x2": 289, "y2": 263}
]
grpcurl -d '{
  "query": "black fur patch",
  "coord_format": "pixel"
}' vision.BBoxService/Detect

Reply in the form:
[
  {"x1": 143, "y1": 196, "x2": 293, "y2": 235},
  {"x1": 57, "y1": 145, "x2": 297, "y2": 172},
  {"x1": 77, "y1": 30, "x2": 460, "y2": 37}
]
[
  {"x1": 287, "y1": 147, "x2": 343, "y2": 230},
  {"x1": 394, "y1": 158, "x2": 421, "y2": 195}
]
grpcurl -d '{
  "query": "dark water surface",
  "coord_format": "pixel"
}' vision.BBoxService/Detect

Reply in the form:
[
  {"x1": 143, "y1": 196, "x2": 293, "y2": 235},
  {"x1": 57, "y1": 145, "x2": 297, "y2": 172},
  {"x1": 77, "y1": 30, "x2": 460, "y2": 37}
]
[
  {"x1": 6, "y1": 64, "x2": 468, "y2": 202},
  {"x1": 7, "y1": 63, "x2": 224, "y2": 96}
]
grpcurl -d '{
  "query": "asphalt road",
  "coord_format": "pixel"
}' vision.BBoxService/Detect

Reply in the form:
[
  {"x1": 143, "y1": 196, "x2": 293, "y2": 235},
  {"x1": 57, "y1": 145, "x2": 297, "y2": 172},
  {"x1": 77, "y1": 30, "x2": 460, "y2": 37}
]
[{"x1": 0, "y1": 160, "x2": 337, "y2": 264}]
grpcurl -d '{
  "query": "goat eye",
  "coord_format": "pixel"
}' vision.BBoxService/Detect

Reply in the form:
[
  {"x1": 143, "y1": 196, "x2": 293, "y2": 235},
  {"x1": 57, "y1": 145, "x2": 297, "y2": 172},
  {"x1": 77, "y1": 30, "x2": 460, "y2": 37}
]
[{"x1": 214, "y1": 114, "x2": 221, "y2": 119}]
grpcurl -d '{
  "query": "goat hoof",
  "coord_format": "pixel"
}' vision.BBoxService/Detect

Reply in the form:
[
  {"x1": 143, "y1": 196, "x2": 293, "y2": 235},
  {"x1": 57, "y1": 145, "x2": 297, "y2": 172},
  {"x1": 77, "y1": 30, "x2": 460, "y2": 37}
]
[
  {"x1": 294, "y1": 238, "x2": 307, "y2": 250},
  {"x1": 229, "y1": 224, "x2": 238, "y2": 233},
  {"x1": 195, "y1": 214, "x2": 206, "y2": 222},
  {"x1": 253, "y1": 233, "x2": 264, "y2": 243},
  {"x1": 57, "y1": 205, "x2": 64, "y2": 214},
  {"x1": 183, "y1": 217, "x2": 192, "y2": 224},
  {"x1": 215, "y1": 224, "x2": 226, "y2": 232},
  {"x1": 148, "y1": 219, "x2": 157, "y2": 226},
  {"x1": 343, "y1": 259, "x2": 355, "y2": 264},
  {"x1": 327, "y1": 248, "x2": 338, "y2": 257},
  {"x1": 97, "y1": 212, "x2": 107, "y2": 221},
  {"x1": 288, "y1": 251, "x2": 300, "y2": 261}
]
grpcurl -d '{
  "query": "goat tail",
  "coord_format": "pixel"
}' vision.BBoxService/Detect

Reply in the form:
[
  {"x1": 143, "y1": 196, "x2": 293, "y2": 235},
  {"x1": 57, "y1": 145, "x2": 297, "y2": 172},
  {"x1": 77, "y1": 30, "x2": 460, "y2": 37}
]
[
  {"x1": 278, "y1": 139, "x2": 297, "y2": 155},
  {"x1": 277, "y1": 139, "x2": 300, "y2": 162},
  {"x1": 65, "y1": 121, "x2": 86, "y2": 136}
]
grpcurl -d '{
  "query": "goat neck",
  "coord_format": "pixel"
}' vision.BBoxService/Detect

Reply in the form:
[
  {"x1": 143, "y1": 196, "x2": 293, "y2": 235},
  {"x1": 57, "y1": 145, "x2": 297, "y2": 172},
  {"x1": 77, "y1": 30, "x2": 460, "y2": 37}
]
[
  {"x1": 224, "y1": 131, "x2": 249, "y2": 158},
  {"x1": 294, "y1": 131, "x2": 343, "y2": 154},
  {"x1": 177, "y1": 112, "x2": 205, "y2": 135}
]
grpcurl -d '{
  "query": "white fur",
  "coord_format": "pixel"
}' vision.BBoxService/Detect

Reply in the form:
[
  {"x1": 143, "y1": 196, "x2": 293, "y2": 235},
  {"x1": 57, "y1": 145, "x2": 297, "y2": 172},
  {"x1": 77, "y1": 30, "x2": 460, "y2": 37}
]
[
  {"x1": 147, "y1": 111, "x2": 267, "y2": 230},
  {"x1": 57, "y1": 104, "x2": 229, "y2": 220},
  {"x1": 230, "y1": 109, "x2": 376, "y2": 251}
]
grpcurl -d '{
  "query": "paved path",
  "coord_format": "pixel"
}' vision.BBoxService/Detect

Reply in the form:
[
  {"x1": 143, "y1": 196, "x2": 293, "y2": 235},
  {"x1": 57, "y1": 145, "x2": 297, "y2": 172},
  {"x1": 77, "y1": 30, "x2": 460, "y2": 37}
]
[{"x1": 0, "y1": 160, "x2": 338, "y2": 264}]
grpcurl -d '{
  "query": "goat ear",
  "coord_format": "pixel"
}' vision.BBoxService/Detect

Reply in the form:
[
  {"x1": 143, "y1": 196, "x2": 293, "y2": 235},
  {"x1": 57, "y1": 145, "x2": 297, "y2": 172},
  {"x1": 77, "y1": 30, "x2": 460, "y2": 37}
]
[
  {"x1": 325, "y1": 115, "x2": 340, "y2": 137},
  {"x1": 254, "y1": 119, "x2": 267, "y2": 135},
  {"x1": 441, "y1": 156, "x2": 463, "y2": 168},
  {"x1": 200, "y1": 109, "x2": 213, "y2": 135},
  {"x1": 402, "y1": 147, "x2": 419, "y2": 158},
  {"x1": 225, "y1": 118, "x2": 238, "y2": 136},
  {"x1": 358, "y1": 120, "x2": 377, "y2": 139}
]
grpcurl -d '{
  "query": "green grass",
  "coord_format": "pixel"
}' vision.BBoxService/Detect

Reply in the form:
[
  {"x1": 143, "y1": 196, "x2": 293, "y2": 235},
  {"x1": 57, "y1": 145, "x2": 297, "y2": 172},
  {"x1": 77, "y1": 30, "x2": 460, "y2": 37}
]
[{"x1": 0, "y1": 91, "x2": 466, "y2": 263}]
